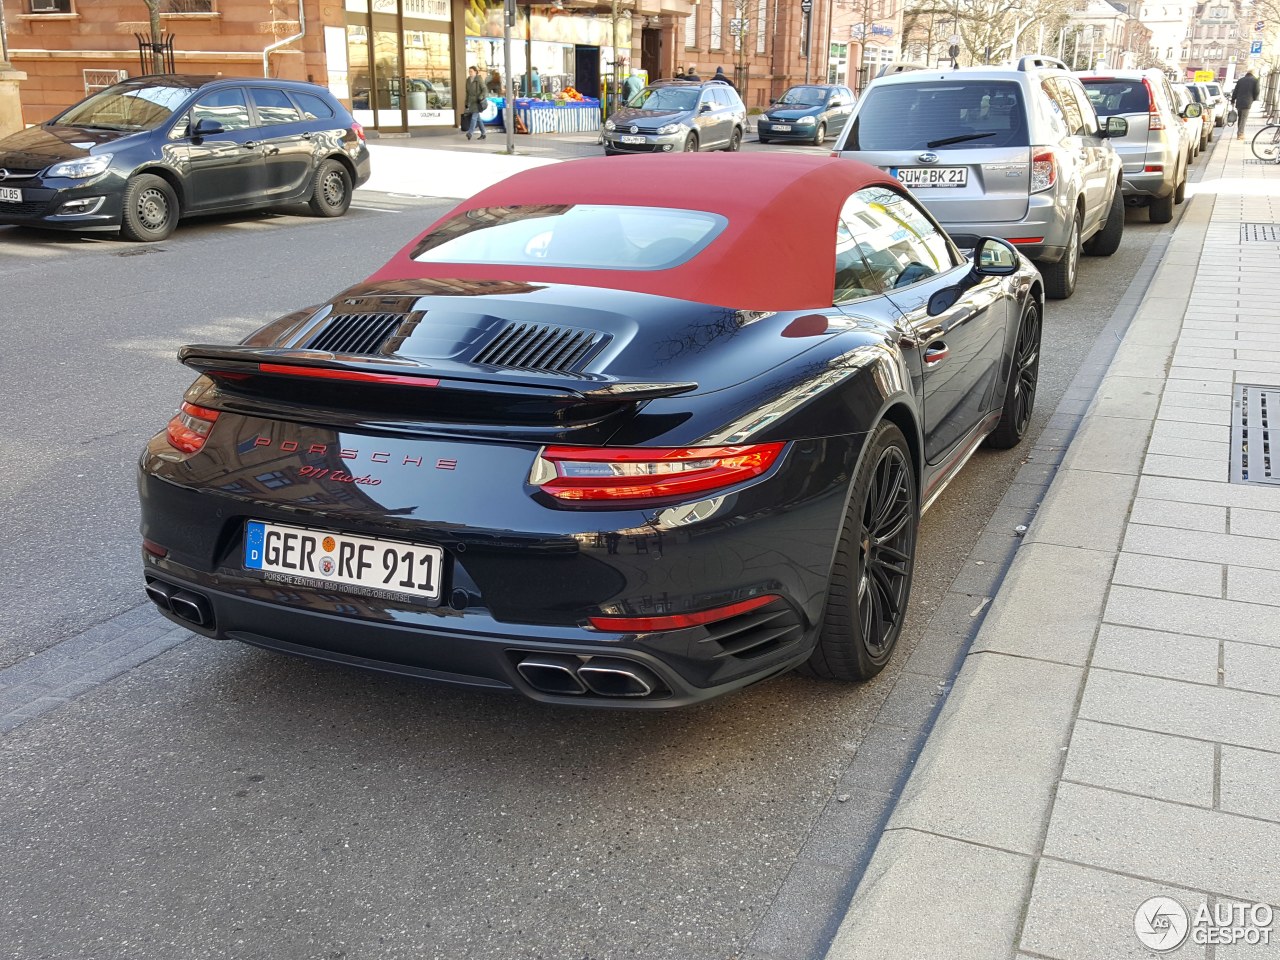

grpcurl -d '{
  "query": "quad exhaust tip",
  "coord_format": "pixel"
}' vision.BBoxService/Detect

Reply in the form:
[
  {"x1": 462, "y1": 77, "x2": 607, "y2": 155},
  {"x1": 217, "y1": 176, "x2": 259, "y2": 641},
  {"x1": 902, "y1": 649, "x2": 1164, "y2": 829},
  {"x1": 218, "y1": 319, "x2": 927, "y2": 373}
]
[
  {"x1": 515, "y1": 654, "x2": 663, "y2": 699},
  {"x1": 145, "y1": 579, "x2": 212, "y2": 628}
]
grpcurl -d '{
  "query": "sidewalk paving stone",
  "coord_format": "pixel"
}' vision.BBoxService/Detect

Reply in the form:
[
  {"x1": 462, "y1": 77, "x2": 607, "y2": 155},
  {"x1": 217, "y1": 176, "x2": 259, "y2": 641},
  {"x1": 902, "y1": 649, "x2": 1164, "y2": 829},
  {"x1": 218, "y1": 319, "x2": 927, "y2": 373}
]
[
  {"x1": 1089, "y1": 624, "x2": 1220, "y2": 687},
  {"x1": 1219, "y1": 746, "x2": 1280, "y2": 822},
  {"x1": 1222, "y1": 641, "x2": 1280, "y2": 696}
]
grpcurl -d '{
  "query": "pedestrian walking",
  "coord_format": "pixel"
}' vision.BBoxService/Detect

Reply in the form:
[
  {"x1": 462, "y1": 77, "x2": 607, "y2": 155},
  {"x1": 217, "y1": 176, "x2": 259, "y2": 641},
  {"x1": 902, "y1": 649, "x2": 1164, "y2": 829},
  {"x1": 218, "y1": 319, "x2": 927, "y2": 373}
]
[
  {"x1": 530, "y1": 66, "x2": 542, "y2": 96},
  {"x1": 464, "y1": 66, "x2": 488, "y2": 140},
  {"x1": 621, "y1": 68, "x2": 644, "y2": 103},
  {"x1": 1233, "y1": 69, "x2": 1259, "y2": 141},
  {"x1": 712, "y1": 66, "x2": 735, "y2": 90}
]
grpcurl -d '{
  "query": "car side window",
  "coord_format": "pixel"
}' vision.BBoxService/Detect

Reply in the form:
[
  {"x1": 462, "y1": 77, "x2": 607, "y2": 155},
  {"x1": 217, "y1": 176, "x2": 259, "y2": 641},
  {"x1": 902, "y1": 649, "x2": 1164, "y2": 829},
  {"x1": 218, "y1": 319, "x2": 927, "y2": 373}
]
[
  {"x1": 250, "y1": 87, "x2": 303, "y2": 126},
  {"x1": 1065, "y1": 78, "x2": 1099, "y2": 135},
  {"x1": 834, "y1": 186, "x2": 956, "y2": 302},
  {"x1": 1049, "y1": 78, "x2": 1086, "y2": 136},
  {"x1": 188, "y1": 88, "x2": 253, "y2": 132},
  {"x1": 291, "y1": 91, "x2": 335, "y2": 120}
]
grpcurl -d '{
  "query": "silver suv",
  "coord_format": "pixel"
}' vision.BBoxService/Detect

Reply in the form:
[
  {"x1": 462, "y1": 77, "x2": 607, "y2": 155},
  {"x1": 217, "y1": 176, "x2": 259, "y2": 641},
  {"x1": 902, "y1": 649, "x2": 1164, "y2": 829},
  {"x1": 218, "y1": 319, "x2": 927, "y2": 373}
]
[
  {"x1": 832, "y1": 56, "x2": 1127, "y2": 300},
  {"x1": 603, "y1": 80, "x2": 746, "y2": 154},
  {"x1": 1078, "y1": 69, "x2": 1196, "y2": 224}
]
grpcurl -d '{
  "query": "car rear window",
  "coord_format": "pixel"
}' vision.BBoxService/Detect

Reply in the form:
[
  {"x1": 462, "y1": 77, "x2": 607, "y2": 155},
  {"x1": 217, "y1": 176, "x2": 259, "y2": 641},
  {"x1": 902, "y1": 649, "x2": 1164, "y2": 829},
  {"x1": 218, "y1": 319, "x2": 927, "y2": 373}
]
[
  {"x1": 845, "y1": 81, "x2": 1028, "y2": 150},
  {"x1": 1081, "y1": 80, "x2": 1150, "y2": 116},
  {"x1": 411, "y1": 204, "x2": 728, "y2": 271}
]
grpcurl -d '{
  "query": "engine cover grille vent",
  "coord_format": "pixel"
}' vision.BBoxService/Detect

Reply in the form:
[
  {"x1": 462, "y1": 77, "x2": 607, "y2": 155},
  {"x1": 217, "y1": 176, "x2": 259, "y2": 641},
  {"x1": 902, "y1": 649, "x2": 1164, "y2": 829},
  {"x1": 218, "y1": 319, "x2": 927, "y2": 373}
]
[
  {"x1": 701, "y1": 600, "x2": 804, "y2": 661},
  {"x1": 473, "y1": 322, "x2": 608, "y2": 374},
  {"x1": 304, "y1": 312, "x2": 414, "y2": 355}
]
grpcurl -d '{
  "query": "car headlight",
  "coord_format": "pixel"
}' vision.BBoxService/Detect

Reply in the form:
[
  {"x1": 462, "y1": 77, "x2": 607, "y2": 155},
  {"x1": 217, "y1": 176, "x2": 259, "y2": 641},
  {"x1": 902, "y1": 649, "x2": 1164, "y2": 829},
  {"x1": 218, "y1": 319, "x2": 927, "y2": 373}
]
[
  {"x1": 795, "y1": 116, "x2": 816, "y2": 125},
  {"x1": 604, "y1": 119, "x2": 616, "y2": 131},
  {"x1": 657, "y1": 123, "x2": 682, "y2": 135},
  {"x1": 46, "y1": 154, "x2": 113, "y2": 179}
]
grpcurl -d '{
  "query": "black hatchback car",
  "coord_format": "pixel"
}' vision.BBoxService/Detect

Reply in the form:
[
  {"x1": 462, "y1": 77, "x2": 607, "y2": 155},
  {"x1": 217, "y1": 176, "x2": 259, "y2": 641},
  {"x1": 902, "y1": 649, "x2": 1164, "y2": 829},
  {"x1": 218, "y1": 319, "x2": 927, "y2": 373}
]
[{"x1": 0, "y1": 75, "x2": 371, "y2": 241}]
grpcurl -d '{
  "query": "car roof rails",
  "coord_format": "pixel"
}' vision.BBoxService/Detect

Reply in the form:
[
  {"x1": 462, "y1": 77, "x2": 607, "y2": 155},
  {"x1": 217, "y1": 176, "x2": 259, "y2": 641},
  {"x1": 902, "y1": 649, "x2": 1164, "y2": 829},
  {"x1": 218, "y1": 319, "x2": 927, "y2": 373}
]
[{"x1": 1016, "y1": 55, "x2": 1069, "y2": 72}]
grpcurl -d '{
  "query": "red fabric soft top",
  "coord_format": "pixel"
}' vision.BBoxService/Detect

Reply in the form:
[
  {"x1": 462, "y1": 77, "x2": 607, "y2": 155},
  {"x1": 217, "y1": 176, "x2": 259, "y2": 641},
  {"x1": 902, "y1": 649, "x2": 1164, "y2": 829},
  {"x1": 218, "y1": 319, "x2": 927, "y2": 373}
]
[{"x1": 366, "y1": 153, "x2": 904, "y2": 311}]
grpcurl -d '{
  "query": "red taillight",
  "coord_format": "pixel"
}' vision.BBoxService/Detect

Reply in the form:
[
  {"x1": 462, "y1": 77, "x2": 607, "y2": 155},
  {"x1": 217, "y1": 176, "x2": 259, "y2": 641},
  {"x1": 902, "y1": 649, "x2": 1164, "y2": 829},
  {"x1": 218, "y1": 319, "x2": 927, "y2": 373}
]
[
  {"x1": 1008, "y1": 237, "x2": 1044, "y2": 245},
  {"x1": 1142, "y1": 79, "x2": 1164, "y2": 130},
  {"x1": 142, "y1": 538, "x2": 168, "y2": 558},
  {"x1": 166, "y1": 402, "x2": 219, "y2": 453},
  {"x1": 351, "y1": 121, "x2": 366, "y2": 143},
  {"x1": 1144, "y1": 164, "x2": 1164, "y2": 172},
  {"x1": 533, "y1": 443, "x2": 786, "y2": 502},
  {"x1": 1031, "y1": 149, "x2": 1057, "y2": 193},
  {"x1": 589, "y1": 594, "x2": 780, "y2": 632}
]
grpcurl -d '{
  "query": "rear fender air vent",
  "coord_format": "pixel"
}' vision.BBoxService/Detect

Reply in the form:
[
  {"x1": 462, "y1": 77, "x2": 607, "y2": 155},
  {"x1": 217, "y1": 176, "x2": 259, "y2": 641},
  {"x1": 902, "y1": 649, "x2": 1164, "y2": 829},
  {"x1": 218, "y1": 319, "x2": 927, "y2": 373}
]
[
  {"x1": 700, "y1": 601, "x2": 804, "y2": 660},
  {"x1": 304, "y1": 312, "x2": 417, "y2": 356},
  {"x1": 473, "y1": 321, "x2": 609, "y2": 374}
]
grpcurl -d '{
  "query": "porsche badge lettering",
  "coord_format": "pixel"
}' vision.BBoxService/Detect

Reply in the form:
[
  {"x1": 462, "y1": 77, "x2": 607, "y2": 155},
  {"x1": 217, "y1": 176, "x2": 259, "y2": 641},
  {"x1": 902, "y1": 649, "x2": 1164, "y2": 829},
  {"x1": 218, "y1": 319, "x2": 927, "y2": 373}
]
[{"x1": 252, "y1": 436, "x2": 458, "y2": 470}]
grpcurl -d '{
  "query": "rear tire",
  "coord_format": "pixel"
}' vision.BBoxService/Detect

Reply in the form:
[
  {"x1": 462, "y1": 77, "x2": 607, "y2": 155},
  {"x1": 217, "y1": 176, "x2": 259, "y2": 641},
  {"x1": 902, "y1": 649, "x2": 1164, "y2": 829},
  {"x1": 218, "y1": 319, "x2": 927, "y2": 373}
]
[
  {"x1": 985, "y1": 302, "x2": 1041, "y2": 449},
  {"x1": 1083, "y1": 184, "x2": 1124, "y2": 257},
  {"x1": 119, "y1": 174, "x2": 178, "y2": 242},
  {"x1": 1149, "y1": 192, "x2": 1174, "y2": 223},
  {"x1": 1252, "y1": 125, "x2": 1280, "y2": 161},
  {"x1": 727, "y1": 126, "x2": 743, "y2": 152},
  {"x1": 803, "y1": 421, "x2": 917, "y2": 682},
  {"x1": 1174, "y1": 172, "x2": 1186, "y2": 204},
  {"x1": 308, "y1": 159, "x2": 351, "y2": 218},
  {"x1": 1040, "y1": 211, "x2": 1080, "y2": 300}
]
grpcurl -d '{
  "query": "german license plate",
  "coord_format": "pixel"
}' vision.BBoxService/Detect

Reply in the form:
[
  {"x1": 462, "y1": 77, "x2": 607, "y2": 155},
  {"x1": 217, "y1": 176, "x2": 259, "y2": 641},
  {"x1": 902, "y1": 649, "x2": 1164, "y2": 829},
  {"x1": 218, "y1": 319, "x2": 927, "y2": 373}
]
[
  {"x1": 0, "y1": 187, "x2": 20, "y2": 203},
  {"x1": 771, "y1": 124, "x2": 791, "y2": 132},
  {"x1": 244, "y1": 520, "x2": 443, "y2": 602},
  {"x1": 620, "y1": 135, "x2": 646, "y2": 144},
  {"x1": 893, "y1": 166, "x2": 968, "y2": 188}
]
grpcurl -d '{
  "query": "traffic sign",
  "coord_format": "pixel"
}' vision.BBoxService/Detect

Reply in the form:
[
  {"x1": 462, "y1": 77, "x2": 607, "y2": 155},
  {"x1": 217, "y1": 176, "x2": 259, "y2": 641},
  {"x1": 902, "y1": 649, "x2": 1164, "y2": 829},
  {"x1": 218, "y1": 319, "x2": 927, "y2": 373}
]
[
  {"x1": 1194, "y1": 69, "x2": 1215, "y2": 81},
  {"x1": 1252, "y1": 39, "x2": 1264, "y2": 54},
  {"x1": 1257, "y1": 20, "x2": 1266, "y2": 31}
]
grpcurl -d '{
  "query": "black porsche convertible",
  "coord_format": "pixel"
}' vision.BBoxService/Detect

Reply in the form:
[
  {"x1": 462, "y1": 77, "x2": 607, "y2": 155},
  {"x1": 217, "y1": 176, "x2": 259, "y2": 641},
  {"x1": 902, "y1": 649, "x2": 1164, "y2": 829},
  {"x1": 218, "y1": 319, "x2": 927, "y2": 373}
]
[{"x1": 138, "y1": 153, "x2": 1043, "y2": 707}]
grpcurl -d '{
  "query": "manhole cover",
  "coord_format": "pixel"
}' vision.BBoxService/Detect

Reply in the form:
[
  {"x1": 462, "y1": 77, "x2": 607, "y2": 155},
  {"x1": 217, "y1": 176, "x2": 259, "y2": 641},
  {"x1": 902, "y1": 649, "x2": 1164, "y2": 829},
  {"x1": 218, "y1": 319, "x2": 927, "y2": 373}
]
[
  {"x1": 1240, "y1": 223, "x2": 1280, "y2": 241},
  {"x1": 1233, "y1": 384, "x2": 1280, "y2": 485}
]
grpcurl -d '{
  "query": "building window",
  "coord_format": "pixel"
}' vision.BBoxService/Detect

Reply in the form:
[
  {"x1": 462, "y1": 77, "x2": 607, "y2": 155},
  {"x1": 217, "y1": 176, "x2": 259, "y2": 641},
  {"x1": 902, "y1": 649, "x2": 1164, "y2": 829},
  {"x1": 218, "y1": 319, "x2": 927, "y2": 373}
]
[
  {"x1": 710, "y1": 0, "x2": 723, "y2": 49},
  {"x1": 684, "y1": 6, "x2": 696, "y2": 48},
  {"x1": 162, "y1": 0, "x2": 214, "y2": 11},
  {"x1": 757, "y1": 0, "x2": 767, "y2": 53},
  {"x1": 28, "y1": 0, "x2": 72, "y2": 12}
]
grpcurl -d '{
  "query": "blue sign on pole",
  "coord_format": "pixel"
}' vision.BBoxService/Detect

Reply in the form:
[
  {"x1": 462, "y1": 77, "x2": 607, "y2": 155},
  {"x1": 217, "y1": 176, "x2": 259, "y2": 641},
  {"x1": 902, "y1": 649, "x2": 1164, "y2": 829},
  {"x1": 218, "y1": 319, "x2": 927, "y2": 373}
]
[{"x1": 1251, "y1": 39, "x2": 1264, "y2": 54}]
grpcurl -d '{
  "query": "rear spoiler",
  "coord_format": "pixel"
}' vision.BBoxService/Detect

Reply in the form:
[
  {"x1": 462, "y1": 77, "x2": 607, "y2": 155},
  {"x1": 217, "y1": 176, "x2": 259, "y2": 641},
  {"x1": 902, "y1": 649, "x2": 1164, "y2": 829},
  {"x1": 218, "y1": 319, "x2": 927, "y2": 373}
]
[{"x1": 179, "y1": 344, "x2": 698, "y2": 405}]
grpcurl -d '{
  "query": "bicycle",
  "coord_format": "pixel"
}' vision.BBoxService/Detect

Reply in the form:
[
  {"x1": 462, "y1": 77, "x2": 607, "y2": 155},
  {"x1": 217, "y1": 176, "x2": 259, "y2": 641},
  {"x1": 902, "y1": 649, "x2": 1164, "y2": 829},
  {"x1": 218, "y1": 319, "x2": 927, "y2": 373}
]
[{"x1": 1251, "y1": 121, "x2": 1280, "y2": 161}]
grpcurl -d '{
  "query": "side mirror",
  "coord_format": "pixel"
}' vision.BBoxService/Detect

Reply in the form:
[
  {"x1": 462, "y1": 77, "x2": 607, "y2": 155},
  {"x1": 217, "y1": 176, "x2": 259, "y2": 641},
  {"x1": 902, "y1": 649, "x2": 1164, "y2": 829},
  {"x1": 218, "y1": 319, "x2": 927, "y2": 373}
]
[
  {"x1": 699, "y1": 101, "x2": 713, "y2": 113},
  {"x1": 972, "y1": 237, "x2": 1020, "y2": 277},
  {"x1": 1101, "y1": 115, "x2": 1128, "y2": 138},
  {"x1": 769, "y1": 97, "x2": 779, "y2": 104},
  {"x1": 829, "y1": 99, "x2": 844, "y2": 108},
  {"x1": 1183, "y1": 102, "x2": 1203, "y2": 119},
  {"x1": 192, "y1": 117, "x2": 225, "y2": 137}
]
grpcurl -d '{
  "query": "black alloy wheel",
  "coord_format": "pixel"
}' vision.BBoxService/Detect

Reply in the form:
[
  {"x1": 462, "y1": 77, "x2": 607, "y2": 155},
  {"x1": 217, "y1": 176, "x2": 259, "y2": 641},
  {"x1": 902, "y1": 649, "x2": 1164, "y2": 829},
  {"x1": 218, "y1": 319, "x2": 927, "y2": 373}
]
[
  {"x1": 120, "y1": 173, "x2": 178, "y2": 242},
  {"x1": 986, "y1": 303, "x2": 1041, "y2": 449},
  {"x1": 805, "y1": 421, "x2": 917, "y2": 682},
  {"x1": 308, "y1": 159, "x2": 352, "y2": 218}
]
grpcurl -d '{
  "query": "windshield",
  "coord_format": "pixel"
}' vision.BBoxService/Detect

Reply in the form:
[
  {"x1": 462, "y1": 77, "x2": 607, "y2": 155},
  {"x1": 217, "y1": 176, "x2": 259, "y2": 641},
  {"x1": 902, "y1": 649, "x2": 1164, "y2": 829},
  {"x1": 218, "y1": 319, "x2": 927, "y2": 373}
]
[
  {"x1": 411, "y1": 204, "x2": 728, "y2": 271},
  {"x1": 846, "y1": 81, "x2": 1028, "y2": 150},
  {"x1": 778, "y1": 85, "x2": 830, "y2": 107},
  {"x1": 55, "y1": 84, "x2": 192, "y2": 131},
  {"x1": 629, "y1": 87, "x2": 699, "y2": 112},
  {"x1": 1081, "y1": 80, "x2": 1150, "y2": 116}
]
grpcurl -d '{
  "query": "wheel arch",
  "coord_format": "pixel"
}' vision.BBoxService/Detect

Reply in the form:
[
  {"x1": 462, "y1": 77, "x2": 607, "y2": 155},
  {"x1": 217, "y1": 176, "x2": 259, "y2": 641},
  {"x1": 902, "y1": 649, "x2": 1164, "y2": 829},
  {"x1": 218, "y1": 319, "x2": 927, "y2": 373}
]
[{"x1": 131, "y1": 165, "x2": 186, "y2": 214}]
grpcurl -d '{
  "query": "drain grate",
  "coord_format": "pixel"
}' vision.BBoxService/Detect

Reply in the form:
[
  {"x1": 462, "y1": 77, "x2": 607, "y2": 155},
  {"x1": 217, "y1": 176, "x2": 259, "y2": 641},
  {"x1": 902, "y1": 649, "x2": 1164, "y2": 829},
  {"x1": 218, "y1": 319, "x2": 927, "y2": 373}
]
[
  {"x1": 1240, "y1": 223, "x2": 1280, "y2": 242},
  {"x1": 1232, "y1": 384, "x2": 1280, "y2": 485}
]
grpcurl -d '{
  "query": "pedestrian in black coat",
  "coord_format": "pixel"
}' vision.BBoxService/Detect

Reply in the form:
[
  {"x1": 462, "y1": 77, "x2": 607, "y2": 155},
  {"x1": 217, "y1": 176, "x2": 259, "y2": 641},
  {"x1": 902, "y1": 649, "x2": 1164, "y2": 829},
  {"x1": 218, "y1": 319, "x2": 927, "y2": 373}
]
[{"x1": 1233, "y1": 69, "x2": 1260, "y2": 141}]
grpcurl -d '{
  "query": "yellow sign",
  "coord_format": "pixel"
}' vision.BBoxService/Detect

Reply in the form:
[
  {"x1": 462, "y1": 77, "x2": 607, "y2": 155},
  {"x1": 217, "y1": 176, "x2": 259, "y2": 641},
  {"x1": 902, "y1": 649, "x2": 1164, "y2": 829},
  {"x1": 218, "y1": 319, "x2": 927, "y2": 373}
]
[{"x1": 1194, "y1": 70, "x2": 1216, "y2": 82}]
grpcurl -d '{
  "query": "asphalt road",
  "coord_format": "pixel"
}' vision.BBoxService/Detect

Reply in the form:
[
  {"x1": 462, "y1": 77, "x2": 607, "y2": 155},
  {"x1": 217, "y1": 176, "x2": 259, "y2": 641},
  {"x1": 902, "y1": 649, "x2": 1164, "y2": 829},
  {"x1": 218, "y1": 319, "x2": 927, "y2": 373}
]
[{"x1": 0, "y1": 145, "x2": 1194, "y2": 960}]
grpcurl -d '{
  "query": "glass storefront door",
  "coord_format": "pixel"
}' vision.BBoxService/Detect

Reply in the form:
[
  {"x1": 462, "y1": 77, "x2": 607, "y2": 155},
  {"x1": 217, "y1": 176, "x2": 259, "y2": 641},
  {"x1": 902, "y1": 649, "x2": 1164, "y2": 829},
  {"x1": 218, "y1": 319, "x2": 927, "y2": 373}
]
[{"x1": 344, "y1": 0, "x2": 454, "y2": 133}]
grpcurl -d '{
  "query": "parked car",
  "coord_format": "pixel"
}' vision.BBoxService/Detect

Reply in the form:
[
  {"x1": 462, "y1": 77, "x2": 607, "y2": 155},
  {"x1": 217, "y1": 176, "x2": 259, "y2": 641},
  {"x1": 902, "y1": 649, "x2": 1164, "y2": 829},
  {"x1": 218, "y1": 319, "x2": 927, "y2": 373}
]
[
  {"x1": 603, "y1": 79, "x2": 746, "y2": 154},
  {"x1": 1171, "y1": 83, "x2": 1207, "y2": 156},
  {"x1": 1078, "y1": 69, "x2": 1195, "y2": 224},
  {"x1": 0, "y1": 75, "x2": 370, "y2": 242},
  {"x1": 832, "y1": 55, "x2": 1128, "y2": 300},
  {"x1": 758, "y1": 83, "x2": 856, "y2": 145},
  {"x1": 137, "y1": 153, "x2": 1044, "y2": 707},
  {"x1": 1184, "y1": 82, "x2": 1222, "y2": 143},
  {"x1": 1203, "y1": 81, "x2": 1230, "y2": 126}
]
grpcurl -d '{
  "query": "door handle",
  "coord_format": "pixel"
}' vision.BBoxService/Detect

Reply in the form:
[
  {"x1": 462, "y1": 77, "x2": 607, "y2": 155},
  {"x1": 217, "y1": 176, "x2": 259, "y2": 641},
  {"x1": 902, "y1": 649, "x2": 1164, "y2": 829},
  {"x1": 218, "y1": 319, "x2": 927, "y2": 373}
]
[
  {"x1": 923, "y1": 342, "x2": 950, "y2": 366},
  {"x1": 302, "y1": 132, "x2": 313, "y2": 140},
  {"x1": 243, "y1": 141, "x2": 260, "y2": 149}
]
